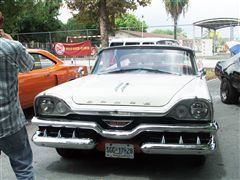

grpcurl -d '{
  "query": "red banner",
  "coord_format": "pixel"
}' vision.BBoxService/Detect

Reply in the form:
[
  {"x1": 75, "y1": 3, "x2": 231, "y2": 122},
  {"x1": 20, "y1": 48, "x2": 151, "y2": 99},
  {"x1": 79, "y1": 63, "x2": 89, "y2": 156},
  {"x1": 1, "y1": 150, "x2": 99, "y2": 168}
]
[{"x1": 54, "y1": 41, "x2": 92, "y2": 56}]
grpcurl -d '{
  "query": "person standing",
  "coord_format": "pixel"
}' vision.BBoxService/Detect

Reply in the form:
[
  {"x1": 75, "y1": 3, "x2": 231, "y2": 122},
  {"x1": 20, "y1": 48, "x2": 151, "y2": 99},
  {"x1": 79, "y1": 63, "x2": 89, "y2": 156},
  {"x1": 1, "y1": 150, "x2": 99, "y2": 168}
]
[{"x1": 0, "y1": 11, "x2": 35, "y2": 180}]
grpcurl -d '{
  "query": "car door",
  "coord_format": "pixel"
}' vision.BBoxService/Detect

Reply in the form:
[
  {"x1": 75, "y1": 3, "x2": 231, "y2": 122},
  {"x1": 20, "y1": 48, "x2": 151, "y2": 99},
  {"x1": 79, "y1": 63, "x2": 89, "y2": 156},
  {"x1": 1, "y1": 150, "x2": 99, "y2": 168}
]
[
  {"x1": 231, "y1": 58, "x2": 240, "y2": 90},
  {"x1": 19, "y1": 53, "x2": 59, "y2": 109}
]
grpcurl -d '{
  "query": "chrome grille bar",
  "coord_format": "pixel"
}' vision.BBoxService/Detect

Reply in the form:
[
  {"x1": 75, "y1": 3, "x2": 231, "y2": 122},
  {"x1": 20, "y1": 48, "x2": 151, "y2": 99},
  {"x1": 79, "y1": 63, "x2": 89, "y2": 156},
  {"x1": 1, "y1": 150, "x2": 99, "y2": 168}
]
[{"x1": 32, "y1": 117, "x2": 218, "y2": 140}]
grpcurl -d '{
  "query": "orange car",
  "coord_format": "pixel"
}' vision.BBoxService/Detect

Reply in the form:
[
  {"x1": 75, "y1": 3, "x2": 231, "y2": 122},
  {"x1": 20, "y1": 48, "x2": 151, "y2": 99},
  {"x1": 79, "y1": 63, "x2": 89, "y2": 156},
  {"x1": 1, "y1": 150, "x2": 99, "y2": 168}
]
[{"x1": 19, "y1": 49, "x2": 88, "y2": 109}]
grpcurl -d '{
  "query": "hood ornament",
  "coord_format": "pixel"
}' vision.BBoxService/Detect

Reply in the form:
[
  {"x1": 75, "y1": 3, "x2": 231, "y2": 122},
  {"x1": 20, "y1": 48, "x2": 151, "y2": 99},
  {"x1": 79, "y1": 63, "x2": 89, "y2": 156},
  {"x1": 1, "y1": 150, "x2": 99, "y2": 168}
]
[
  {"x1": 115, "y1": 82, "x2": 130, "y2": 92},
  {"x1": 103, "y1": 119, "x2": 133, "y2": 128}
]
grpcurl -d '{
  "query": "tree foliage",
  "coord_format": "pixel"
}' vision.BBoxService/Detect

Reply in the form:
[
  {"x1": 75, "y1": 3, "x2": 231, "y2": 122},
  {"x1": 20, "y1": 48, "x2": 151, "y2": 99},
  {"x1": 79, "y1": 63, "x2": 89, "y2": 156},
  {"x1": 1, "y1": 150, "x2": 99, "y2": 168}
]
[
  {"x1": 59, "y1": 17, "x2": 99, "y2": 43},
  {"x1": 115, "y1": 13, "x2": 148, "y2": 32},
  {"x1": 66, "y1": 0, "x2": 151, "y2": 47},
  {"x1": 162, "y1": 0, "x2": 189, "y2": 39},
  {"x1": 0, "y1": 0, "x2": 63, "y2": 41},
  {"x1": 152, "y1": 27, "x2": 186, "y2": 37},
  {"x1": 63, "y1": 17, "x2": 96, "y2": 31}
]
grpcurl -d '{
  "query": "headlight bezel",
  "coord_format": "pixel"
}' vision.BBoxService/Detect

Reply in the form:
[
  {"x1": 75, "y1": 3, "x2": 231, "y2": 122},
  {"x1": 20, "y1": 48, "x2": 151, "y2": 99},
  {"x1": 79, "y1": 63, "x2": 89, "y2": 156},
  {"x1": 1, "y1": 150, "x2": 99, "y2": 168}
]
[
  {"x1": 168, "y1": 98, "x2": 212, "y2": 121},
  {"x1": 35, "y1": 96, "x2": 71, "y2": 116}
]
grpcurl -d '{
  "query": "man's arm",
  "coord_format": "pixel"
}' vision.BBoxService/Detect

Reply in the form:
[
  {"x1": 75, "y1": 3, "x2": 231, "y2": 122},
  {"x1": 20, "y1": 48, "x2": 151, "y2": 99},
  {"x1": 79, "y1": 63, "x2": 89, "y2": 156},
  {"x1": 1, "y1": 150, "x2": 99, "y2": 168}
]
[
  {"x1": 1, "y1": 29, "x2": 34, "y2": 72},
  {"x1": 0, "y1": 29, "x2": 13, "y2": 40},
  {"x1": 17, "y1": 45, "x2": 34, "y2": 73}
]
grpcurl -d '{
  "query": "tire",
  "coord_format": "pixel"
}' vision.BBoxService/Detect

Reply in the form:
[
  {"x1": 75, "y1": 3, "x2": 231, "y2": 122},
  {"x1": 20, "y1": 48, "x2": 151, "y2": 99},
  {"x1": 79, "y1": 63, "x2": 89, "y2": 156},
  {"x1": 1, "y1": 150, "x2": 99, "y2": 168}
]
[
  {"x1": 220, "y1": 78, "x2": 239, "y2": 104},
  {"x1": 191, "y1": 155, "x2": 206, "y2": 166},
  {"x1": 56, "y1": 148, "x2": 96, "y2": 159},
  {"x1": 56, "y1": 148, "x2": 79, "y2": 158}
]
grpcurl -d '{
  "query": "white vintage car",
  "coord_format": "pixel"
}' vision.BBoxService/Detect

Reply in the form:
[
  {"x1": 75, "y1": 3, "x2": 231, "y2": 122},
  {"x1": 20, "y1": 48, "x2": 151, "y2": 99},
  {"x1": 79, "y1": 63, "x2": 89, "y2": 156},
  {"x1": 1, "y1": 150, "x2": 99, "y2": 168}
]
[{"x1": 32, "y1": 45, "x2": 218, "y2": 163}]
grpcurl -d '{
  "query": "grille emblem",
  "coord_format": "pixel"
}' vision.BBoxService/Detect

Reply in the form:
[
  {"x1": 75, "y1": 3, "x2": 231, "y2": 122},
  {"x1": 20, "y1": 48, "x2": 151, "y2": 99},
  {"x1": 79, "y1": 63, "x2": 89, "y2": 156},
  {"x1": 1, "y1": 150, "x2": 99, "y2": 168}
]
[{"x1": 103, "y1": 119, "x2": 132, "y2": 128}]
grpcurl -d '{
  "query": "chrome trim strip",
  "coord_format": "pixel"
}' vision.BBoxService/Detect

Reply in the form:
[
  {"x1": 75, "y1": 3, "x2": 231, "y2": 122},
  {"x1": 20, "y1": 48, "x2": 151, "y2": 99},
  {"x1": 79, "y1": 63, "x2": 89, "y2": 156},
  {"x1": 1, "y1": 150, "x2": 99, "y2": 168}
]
[
  {"x1": 141, "y1": 136, "x2": 216, "y2": 155},
  {"x1": 32, "y1": 117, "x2": 218, "y2": 140},
  {"x1": 32, "y1": 131, "x2": 96, "y2": 149}
]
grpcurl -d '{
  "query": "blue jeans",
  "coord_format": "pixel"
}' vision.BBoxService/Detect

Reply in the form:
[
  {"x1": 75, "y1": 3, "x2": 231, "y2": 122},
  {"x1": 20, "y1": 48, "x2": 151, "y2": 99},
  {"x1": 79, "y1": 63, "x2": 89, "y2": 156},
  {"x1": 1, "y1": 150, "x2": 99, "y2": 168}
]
[{"x1": 0, "y1": 126, "x2": 35, "y2": 180}]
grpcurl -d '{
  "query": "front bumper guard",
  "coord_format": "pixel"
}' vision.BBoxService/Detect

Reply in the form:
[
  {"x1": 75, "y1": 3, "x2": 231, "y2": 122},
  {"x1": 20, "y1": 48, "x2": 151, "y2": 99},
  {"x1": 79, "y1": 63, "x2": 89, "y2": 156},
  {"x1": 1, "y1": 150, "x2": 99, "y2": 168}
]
[
  {"x1": 32, "y1": 131, "x2": 96, "y2": 150},
  {"x1": 141, "y1": 136, "x2": 216, "y2": 155},
  {"x1": 32, "y1": 117, "x2": 218, "y2": 155},
  {"x1": 32, "y1": 131, "x2": 216, "y2": 155}
]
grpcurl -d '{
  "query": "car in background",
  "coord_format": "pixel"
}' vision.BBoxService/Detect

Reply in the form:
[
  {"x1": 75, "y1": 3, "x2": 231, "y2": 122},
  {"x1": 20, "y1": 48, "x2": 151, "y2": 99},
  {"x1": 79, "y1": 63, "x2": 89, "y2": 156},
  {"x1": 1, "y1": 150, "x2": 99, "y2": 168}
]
[
  {"x1": 19, "y1": 49, "x2": 88, "y2": 109},
  {"x1": 215, "y1": 53, "x2": 240, "y2": 104},
  {"x1": 31, "y1": 45, "x2": 218, "y2": 164},
  {"x1": 109, "y1": 37, "x2": 179, "y2": 47}
]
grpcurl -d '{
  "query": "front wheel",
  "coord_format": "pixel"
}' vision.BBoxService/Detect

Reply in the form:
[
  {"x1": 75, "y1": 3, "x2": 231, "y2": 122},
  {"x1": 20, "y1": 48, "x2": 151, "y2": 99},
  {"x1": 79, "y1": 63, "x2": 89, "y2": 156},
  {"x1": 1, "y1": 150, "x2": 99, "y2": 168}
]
[
  {"x1": 220, "y1": 78, "x2": 239, "y2": 104},
  {"x1": 191, "y1": 155, "x2": 206, "y2": 166},
  {"x1": 56, "y1": 148, "x2": 79, "y2": 158}
]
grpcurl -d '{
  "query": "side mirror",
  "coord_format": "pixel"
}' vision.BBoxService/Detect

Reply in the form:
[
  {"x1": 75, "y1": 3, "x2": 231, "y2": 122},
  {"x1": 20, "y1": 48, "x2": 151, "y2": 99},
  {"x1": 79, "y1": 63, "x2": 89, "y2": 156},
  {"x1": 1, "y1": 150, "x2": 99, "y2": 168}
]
[
  {"x1": 77, "y1": 67, "x2": 85, "y2": 77},
  {"x1": 200, "y1": 68, "x2": 206, "y2": 79}
]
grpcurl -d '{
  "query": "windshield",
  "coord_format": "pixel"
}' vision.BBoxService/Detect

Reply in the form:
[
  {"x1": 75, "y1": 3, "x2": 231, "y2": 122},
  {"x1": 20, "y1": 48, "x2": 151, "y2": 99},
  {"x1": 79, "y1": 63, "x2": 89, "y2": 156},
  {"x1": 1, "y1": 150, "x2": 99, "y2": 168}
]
[{"x1": 92, "y1": 48, "x2": 197, "y2": 75}]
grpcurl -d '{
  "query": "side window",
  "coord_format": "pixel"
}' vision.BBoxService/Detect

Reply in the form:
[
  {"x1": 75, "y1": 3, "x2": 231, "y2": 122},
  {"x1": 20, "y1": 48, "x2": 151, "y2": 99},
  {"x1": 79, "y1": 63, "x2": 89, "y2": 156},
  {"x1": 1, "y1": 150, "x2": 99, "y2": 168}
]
[
  {"x1": 40, "y1": 58, "x2": 55, "y2": 68},
  {"x1": 156, "y1": 40, "x2": 179, "y2": 45},
  {"x1": 31, "y1": 54, "x2": 41, "y2": 70},
  {"x1": 125, "y1": 42, "x2": 140, "y2": 45},
  {"x1": 31, "y1": 53, "x2": 55, "y2": 70},
  {"x1": 142, "y1": 42, "x2": 154, "y2": 45},
  {"x1": 110, "y1": 42, "x2": 124, "y2": 47}
]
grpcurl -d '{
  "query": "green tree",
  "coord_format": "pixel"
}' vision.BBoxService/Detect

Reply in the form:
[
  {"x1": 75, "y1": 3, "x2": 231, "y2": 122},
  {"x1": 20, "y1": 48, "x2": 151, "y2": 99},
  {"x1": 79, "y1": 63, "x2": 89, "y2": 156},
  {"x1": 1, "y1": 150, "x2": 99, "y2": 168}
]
[
  {"x1": 20, "y1": 1, "x2": 63, "y2": 32},
  {"x1": 152, "y1": 27, "x2": 186, "y2": 37},
  {"x1": 0, "y1": 0, "x2": 25, "y2": 33},
  {"x1": 66, "y1": 0, "x2": 151, "y2": 47},
  {"x1": 115, "y1": 13, "x2": 148, "y2": 32},
  {"x1": 59, "y1": 17, "x2": 99, "y2": 43},
  {"x1": 162, "y1": 0, "x2": 189, "y2": 39},
  {"x1": 63, "y1": 17, "x2": 97, "y2": 31},
  {"x1": 0, "y1": 0, "x2": 63, "y2": 42}
]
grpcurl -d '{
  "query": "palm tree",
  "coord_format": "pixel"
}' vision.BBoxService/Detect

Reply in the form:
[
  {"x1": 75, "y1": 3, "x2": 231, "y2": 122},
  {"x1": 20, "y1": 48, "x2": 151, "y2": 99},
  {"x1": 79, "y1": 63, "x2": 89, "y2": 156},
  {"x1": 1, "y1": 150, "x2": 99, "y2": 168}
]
[{"x1": 162, "y1": 0, "x2": 189, "y2": 39}]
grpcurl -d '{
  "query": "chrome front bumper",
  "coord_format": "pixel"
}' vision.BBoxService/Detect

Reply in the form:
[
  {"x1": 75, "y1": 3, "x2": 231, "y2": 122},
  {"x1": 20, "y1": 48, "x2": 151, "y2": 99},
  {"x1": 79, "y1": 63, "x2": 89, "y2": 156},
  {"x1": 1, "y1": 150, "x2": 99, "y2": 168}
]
[
  {"x1": 141, "y1": 136, "x2": 216, "y2": 155},
  {"x1": 32, "y1": 117, "x2": 218, "y2": 155},
  {"x1": 32, "y1": 131, "x2": 96, "y2": 150}
]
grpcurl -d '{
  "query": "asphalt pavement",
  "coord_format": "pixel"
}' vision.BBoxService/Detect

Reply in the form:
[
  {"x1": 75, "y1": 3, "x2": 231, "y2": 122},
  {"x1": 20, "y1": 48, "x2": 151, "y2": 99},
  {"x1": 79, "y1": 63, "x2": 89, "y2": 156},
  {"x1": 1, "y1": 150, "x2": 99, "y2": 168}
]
[{"x1": 0, "y1": 79, "x2": 239, "y2": 180}]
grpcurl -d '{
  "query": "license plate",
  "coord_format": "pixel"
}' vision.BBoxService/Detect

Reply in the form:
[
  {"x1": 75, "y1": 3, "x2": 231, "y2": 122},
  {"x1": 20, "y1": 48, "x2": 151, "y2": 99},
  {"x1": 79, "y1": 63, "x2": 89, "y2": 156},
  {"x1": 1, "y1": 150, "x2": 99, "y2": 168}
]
[{"x1": 105, "y1": 143, "x2": 134, "y2": 159}]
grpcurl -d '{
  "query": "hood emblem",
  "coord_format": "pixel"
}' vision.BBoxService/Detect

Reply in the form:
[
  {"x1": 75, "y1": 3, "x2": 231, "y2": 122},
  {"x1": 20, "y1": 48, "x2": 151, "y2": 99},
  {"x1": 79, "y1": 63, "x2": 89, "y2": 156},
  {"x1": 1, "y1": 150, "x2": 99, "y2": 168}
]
[
  {"x1": 103, "y1": 119, "x2": 133, "y2": 128},
  {"x1": 115, "y1": 82, "x2": 130, "y2": 92}
]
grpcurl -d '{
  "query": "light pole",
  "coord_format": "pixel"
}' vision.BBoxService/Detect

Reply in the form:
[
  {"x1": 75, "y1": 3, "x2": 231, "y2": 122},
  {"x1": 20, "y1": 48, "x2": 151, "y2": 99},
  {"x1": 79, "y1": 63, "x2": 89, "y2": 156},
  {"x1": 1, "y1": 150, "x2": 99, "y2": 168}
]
[{"x1": 141, "y1": 15, "x2": 144, "y2": 38}]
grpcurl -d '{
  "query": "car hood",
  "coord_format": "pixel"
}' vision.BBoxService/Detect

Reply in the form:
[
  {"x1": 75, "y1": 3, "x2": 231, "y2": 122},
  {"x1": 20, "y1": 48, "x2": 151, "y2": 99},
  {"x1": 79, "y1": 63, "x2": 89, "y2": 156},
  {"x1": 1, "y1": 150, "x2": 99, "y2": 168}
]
[
  {"x1": 71, "y1": 74, "x2": 196, "y2": 107},
  {"x1": 217, "y1": 53, "x2": 239, "y2": 69}
]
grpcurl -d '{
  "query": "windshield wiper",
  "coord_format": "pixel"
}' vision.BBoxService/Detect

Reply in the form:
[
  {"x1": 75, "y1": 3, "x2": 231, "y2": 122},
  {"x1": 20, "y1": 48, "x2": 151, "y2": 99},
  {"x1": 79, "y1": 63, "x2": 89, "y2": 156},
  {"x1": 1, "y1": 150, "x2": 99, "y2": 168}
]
[{"x1": 99, "y1": 67, "x2": 180, "y2": 75}]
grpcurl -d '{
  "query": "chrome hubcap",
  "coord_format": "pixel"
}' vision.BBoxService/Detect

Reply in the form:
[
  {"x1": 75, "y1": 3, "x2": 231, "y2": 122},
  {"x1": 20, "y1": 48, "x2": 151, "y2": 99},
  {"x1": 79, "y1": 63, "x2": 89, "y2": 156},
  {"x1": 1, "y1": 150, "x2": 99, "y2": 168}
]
[{"x1": 221, "y1": 82, "x2": 228, "y2": 100}]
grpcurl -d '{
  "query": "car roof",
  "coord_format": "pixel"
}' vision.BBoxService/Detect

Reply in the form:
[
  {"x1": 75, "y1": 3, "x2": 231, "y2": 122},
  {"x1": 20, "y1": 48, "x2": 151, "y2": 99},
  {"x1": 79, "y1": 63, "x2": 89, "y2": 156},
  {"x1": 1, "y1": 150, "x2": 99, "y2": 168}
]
[
  {"x1": 109, "y1": 37, "x2": 178, "y2": 43},
  {"x1": 99, "y1": 45, "x2": 194, "y2": 54},
  {"x1": 27, "y1": 49, "x2": 64, "y2": 64}
]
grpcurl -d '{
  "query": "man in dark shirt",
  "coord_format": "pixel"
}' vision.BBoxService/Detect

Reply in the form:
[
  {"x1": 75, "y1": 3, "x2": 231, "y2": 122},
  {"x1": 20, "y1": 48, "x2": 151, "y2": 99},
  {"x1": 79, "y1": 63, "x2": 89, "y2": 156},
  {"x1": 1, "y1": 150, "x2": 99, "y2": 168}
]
[{"x1": 0, "y1": 11, "x2": 35, "y2": 180}]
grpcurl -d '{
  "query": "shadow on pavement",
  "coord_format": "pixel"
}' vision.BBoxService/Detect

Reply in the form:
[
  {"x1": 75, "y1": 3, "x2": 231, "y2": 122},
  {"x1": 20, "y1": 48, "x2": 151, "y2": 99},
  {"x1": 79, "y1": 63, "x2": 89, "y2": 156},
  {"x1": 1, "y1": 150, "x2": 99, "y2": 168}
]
[
  {"x1": 45, "y1": 148, "x2": 225, "y2": 180},
  {"x1": 23, "y1": 107, "x2": 34, "y2": 121}
]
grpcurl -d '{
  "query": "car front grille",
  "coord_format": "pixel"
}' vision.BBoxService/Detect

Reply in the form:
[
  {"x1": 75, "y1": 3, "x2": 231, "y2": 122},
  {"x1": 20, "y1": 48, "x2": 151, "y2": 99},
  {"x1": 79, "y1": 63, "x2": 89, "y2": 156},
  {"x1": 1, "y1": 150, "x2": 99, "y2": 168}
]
[
  {"x1": 55, "y1": 114, "x2": 209, "y2": 130},
  {"x1": 38, "y1": 126, "x2": 211, "y2": 145}
]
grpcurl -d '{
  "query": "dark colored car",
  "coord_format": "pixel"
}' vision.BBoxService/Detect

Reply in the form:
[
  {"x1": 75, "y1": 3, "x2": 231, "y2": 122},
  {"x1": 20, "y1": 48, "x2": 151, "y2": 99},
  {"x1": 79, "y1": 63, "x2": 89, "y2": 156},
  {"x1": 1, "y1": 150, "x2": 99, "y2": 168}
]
[{"x1": 215, "y1": 53, "x2": 240, "y2": 104}]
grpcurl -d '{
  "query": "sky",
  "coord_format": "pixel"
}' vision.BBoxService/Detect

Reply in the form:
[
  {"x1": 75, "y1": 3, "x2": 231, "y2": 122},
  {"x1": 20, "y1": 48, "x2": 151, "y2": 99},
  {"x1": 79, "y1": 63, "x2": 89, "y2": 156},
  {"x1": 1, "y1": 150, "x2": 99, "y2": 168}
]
[{"x1": 58, "y1": 0, "x2": 240, "y2": 39}]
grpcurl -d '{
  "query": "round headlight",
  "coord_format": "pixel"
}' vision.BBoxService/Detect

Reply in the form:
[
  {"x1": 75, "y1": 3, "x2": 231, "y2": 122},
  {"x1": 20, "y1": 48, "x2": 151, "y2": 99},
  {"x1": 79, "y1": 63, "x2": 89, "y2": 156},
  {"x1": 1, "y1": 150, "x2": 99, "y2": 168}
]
[
  {"x1": 175, "y1": 105, "x2": 188, "y2": 119},
  {"x1": 40, "y1": 99, "x2": 55, "y2": 114},
  {"x1": 190, "y1": 102, "x2": 208, "y2": 119},
  {"x1": 56, "y1": 101, "x2": 68, "y2": 114}
]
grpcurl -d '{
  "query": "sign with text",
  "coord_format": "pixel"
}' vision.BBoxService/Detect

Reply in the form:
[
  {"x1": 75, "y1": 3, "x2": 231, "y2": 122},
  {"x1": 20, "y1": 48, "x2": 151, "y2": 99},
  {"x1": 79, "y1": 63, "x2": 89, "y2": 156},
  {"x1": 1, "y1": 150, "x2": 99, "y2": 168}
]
[{"x1": 54, "y1": 41, "x2": 92, "y2": 56}]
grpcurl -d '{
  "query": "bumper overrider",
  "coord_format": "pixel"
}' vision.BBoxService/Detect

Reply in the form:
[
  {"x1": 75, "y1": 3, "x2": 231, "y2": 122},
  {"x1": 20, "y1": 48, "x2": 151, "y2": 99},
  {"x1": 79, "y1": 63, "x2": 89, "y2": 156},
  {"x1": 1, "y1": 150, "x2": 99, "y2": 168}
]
[{"x1": 32, "y1": 117, "x2": 218, "y2": 155}]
